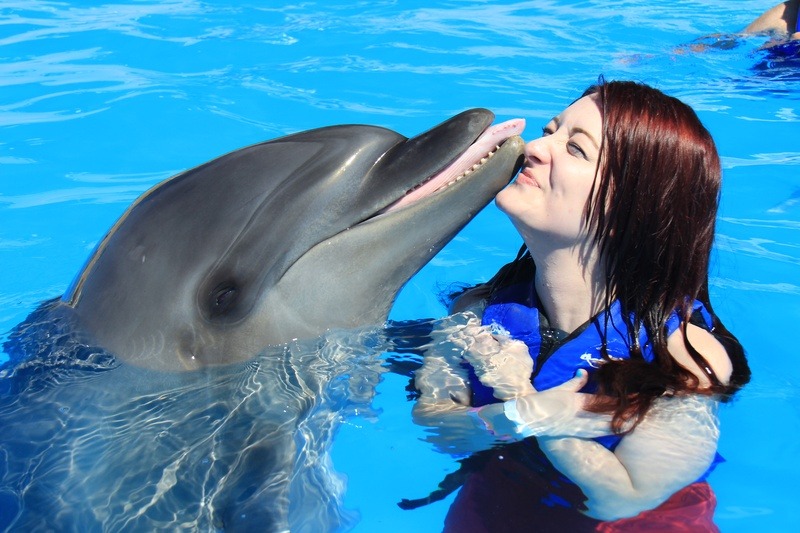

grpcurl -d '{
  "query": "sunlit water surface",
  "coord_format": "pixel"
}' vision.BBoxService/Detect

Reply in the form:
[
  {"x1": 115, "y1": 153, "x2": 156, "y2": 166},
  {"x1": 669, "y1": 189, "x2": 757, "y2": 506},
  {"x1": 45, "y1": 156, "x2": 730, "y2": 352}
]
[{"x1": 1, "y1": 1, "x2": 798, "y2": 531}]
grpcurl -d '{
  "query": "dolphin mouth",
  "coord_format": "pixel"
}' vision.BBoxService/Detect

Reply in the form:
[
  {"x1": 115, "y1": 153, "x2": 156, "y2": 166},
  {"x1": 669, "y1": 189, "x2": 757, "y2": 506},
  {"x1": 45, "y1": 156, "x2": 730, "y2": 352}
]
[{"x1": 377, "y1": 117, "x2": 526, "y2": 216}]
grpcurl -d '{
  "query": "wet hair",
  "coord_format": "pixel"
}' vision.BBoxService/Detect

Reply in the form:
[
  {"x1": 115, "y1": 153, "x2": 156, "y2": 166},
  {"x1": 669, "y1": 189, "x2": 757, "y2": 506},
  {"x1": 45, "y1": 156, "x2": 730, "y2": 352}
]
[{"x1": 453, "y1": 78, "x2": 750, "y2": 430}]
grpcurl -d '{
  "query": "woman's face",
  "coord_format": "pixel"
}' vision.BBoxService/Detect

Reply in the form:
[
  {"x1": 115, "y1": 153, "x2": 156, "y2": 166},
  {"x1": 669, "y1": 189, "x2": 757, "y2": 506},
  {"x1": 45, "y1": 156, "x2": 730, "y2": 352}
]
[{"x1": 496, "y1": 94, "x2": 603, "y2": 250}]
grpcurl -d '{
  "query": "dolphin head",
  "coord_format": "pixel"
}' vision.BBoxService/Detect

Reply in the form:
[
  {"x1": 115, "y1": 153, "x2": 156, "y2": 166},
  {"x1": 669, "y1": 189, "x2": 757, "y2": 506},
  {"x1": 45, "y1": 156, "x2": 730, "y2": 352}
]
[{"x1": 62, "y1": 109, "x2": 524, "y2": 370}]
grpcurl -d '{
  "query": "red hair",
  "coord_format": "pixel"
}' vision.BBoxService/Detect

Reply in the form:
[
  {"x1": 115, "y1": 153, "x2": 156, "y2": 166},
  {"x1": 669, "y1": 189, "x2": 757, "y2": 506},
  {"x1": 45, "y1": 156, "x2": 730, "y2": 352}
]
[{"x1": 583, "y1": 79, "x2": 748, "y2": 429}]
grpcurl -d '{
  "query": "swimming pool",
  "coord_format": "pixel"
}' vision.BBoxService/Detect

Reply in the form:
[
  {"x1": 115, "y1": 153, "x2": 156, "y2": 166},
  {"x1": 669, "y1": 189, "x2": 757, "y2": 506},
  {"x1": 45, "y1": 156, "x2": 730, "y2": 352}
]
[{"x1": 1, "y1": 0, "x2": 798, "y2": 530}]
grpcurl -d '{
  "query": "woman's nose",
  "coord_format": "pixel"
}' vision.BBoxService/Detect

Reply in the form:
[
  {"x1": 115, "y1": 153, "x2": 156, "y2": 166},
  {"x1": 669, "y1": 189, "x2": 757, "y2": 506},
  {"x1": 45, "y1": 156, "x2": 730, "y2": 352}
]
[{"x1": 524, "y1": 137, "x2": 550, "y2": 166}]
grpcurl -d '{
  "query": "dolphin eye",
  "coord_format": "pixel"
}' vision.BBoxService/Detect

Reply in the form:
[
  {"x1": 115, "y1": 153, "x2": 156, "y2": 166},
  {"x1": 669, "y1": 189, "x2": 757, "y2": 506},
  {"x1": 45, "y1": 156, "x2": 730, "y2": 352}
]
[{"x1": 209, "y1": 282, "x2": 238, "y2": 318}]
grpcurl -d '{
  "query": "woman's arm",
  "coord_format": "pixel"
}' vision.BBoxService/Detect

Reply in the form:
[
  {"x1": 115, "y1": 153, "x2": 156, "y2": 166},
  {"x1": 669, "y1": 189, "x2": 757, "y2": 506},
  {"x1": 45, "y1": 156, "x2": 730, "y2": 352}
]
[
  {"x1": 419, "y1": 349, "x2": 721, "y2": 520},
  {"x1": 538, "y1": 394, "x2": 720, "y2": 520},
  {"x1": 479, "y1": 371, "x2": 618, "y2": 439},
  {"x1": 410, "y1": 314, "x2": 509, "y2": 454},
  {"x1": 451, "y1": 365, "x2": 721, "y2": 520},
  {"x1": 668, "y1": 322, "x2": 733, "y2": 387},
  {"x1": 413, "y1": 313, "x2": 554, "y2": 453},
  {"x1": 472, "y1": 324, "x2": 730, "y2": 520},
  {"x1": 413, "y1": 313, "x2": 535, "y2": 413},
  {"x1": 412, "y1": 318, "x2": 615, "y2": 453}
]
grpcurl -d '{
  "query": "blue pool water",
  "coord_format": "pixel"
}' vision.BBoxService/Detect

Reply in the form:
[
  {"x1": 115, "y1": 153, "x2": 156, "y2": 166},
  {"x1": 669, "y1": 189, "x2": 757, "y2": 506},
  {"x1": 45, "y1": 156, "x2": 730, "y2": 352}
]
[{"x1": 1, "y1": 0, "x2": 798, "y2": 531}]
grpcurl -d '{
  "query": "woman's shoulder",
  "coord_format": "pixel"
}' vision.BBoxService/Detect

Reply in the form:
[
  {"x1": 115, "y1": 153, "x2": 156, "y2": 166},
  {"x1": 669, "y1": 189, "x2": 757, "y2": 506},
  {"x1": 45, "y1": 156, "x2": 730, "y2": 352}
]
[{"x1": 666, "y1": 323, "x2": 733, "y2": 387}]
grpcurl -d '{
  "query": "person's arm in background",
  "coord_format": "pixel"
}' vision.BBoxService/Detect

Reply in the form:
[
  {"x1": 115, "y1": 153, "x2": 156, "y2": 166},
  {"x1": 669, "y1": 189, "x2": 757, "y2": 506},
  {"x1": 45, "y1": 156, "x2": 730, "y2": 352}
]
[
  {"x1": 672, "y1": 0, "x2": 799, "y2": 54},
  {"x1": 744, "y1": 0, "x2": 799, "y2": 38}
]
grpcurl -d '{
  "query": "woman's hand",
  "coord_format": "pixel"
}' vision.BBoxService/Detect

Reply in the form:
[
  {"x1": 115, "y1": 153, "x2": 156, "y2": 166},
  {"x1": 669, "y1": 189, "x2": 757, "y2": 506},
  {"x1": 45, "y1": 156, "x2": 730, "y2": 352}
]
[
  {"x1": 473, "y1": 370, "x2": 617, "y2": 439},
  {"x1": 455, "y1": 321, "x2": 535, "y2": 400},
  {"x1": 505, "y1": 370, "x2": 620, "y2": 438}
]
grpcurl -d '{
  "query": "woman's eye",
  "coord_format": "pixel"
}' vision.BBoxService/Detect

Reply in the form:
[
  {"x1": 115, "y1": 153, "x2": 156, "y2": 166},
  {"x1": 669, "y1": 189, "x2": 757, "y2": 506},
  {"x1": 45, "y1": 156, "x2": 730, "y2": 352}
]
[
  {"x1": 541, "y1": 126, "x2": 554, "y2": 137},
  {"x1": 568, "y1": 141, "x2": 587, "y2": 159}
]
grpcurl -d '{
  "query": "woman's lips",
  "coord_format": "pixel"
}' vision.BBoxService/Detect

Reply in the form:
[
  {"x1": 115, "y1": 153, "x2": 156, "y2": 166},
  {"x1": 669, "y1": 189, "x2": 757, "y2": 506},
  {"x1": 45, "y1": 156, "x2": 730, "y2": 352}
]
[{"x1": 516, "y1": 167, "x2": 540, "y2": 188}]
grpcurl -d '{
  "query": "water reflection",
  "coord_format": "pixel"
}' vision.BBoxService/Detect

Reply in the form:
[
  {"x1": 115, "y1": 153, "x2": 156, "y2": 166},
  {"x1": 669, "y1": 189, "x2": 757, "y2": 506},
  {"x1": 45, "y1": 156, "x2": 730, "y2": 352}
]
[{"x1": 0, "y1": 321, "x2": 388, "y2": 532}]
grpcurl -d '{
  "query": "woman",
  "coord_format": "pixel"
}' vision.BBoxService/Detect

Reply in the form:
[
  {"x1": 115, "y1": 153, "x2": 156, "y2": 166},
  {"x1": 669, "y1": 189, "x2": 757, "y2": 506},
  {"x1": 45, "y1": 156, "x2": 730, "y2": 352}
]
[{"x1": 412, "y1": 79, "x2": 750, "y2": 531}]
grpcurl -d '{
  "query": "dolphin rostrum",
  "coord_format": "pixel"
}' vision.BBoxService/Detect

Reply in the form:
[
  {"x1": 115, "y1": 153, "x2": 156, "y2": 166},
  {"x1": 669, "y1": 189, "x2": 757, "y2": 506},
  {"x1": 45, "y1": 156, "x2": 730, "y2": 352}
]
[{"x1": 10, "y1": 110, "x2": 524, "y2": 372}]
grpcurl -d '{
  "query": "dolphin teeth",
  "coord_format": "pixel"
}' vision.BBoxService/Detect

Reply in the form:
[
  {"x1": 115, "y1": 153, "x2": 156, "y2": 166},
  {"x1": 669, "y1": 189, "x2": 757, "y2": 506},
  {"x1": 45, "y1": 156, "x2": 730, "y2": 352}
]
[
  {"x1": 379, "y1": 124, "x2": 520, "y2": 214},
  {"x1": 443, "y1": 148, "x2": 499, "y2": 189}
]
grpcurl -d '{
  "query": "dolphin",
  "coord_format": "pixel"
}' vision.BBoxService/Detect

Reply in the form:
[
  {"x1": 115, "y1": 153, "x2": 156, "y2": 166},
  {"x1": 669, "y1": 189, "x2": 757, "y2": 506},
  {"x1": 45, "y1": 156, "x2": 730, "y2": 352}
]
[
  {"x1": 10, "y1": 109, "x2": 524, "y2": 372},
  {"x1": 1, "y1": 111, "x2": 524, "y2": 531}
]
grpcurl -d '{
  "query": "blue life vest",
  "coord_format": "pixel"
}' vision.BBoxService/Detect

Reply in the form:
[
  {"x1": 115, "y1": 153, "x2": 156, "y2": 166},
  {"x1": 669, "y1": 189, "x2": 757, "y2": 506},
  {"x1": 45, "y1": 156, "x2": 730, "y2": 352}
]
[
  {"x1": 467, "y1": 281, "x2": 713, "y2": 406},
  {"x1": 466, "y1": 280, "x2": 722, "y2": 479}
]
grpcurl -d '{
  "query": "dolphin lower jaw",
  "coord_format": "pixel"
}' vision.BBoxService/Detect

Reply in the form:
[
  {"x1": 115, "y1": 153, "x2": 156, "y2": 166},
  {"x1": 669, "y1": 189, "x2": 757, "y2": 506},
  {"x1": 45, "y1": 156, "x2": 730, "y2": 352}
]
[
  {"x1": 378, "y1": 146, "x2": 499, "y2": 216},
  {"x1": 362, "y1": 135, "x2": 525, "y2": 237},
  {"x1": 376, "y1": 118, "x2": 526, "y2": 217}
]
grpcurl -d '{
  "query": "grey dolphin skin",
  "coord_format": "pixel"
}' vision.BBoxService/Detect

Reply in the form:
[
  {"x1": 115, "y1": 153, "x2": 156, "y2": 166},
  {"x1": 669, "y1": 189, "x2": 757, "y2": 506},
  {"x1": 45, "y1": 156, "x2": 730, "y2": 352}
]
[{"x1": 38, "y1": 109, "x2": 524, "y2": 371}]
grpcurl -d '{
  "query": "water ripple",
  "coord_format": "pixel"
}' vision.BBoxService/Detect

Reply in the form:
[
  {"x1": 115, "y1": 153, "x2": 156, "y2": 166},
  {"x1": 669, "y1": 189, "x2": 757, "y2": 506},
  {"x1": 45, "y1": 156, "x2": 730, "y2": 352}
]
[
  {"x1": 715, "y1": 233, "x2": 800, "y2": 265},
  {"x1": 0, "y1": 0, "x2": 210, "y2": 47},
  {"x1": 710, "y1": 277, "x2": 800, "y2": 296},
  {"x1": 0, "y1": 325, "x2": 389, "y2": 531},
  {"x1": 720, "y1": 217, "x2": 800, "y2": 230},
  {"x1": 722, "y1": 152, "x2": 800, "y2": 169}
]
